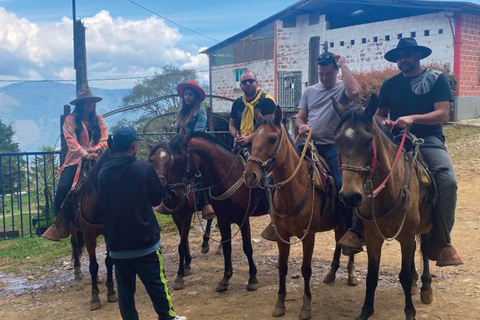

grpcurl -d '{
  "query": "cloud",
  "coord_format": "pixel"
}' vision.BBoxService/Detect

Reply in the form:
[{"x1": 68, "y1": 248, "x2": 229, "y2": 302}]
[{"x1": 0, "y1": 8, "x2": 209, "y2": 89}]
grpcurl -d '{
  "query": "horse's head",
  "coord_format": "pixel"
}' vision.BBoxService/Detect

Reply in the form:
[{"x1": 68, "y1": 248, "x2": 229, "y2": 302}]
[
  {"x1": 244, "y1": 105, "x2": 285, "y2": 188},
  {"x1": 333, "y1": 94, "x2": 379, "y2": 208}
]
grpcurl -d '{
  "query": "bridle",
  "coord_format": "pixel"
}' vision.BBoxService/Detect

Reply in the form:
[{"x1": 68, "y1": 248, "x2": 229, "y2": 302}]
[{"x1": 247, "y1": 127, "x2": 284, "y2": 171}]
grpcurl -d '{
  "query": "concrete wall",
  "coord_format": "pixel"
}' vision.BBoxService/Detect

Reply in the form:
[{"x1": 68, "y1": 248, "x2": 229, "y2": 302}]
[
  {"x1": 210, "y1": 59, "x2": 275, "y2": 113},
  {"x1": 455, "y1": 96, "x2": 480, "y2": 120}
]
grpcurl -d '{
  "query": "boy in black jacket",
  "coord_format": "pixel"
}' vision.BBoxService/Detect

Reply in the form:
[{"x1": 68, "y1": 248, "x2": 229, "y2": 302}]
[{"x1": 98, "y1": 127, "x2": 186, "y2": 320}]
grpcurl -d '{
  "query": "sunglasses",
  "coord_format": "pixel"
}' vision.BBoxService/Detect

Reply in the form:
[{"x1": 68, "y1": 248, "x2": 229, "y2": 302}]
[{"x1": 240, "y1": 79, "x2": 256, "y2": 85}]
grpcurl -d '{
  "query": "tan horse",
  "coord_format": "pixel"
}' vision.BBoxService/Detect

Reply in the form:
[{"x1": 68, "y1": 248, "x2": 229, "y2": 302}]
[
  {"x1": 332, "y1": 95, "x2": 436, "y2": 320},
  {"x1": 243, "y1": 106, "x2": 357, "y2": 320}
]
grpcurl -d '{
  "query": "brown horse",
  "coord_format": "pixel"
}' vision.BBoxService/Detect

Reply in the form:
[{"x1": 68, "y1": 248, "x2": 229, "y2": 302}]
[
  {"x1": 148, "y1": 142, "x2": 213, "y2": 290},
  {"x1": 61, "y1": 150, "x2": 118, "y2": 311},
  {"x1": 332, "y1": 95, "x2": 434, "y2": 320},
  {"x1": 243, "y1": 106, "x2": 357, "y2": 320},
  {"x1": 164, "y1": 132, "x2": 270, "y2": 293}
]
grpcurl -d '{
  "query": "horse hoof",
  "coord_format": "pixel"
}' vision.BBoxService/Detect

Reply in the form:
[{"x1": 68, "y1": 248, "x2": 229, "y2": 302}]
[
  {"x1": 90, "y1": 301, "x2": 101, "y2": 311},
  {"x1": 107, "y1": 293, "x2": 118, "y2": 303},
  {"x1": 273, "y1": 306, "x2": 285, "y2": 317},
  {"x1": 420, "y1": 289, "x2": 433, "y2": 304},
  {"x1": 184, "y1": 266, "x2": 191, "y2": 277},
  {"x1": 201, "y1": 245, "x2": 210, "y2": 254},
  {"x1": 299, "y1": 309, "x2": 311, "y2": 320},
  {"x1": 323, "y1": 272, "x2": 335, "y2": 284},
  {"x1": 216, "y1": 283, "x2": 228, "y2": 293},
  {"x1": 247, "y1": 279, "x2": 259, "y2": 291},
  {"x1": 348, "y1": 275, "x2": 359, "y2": 287},
  {"x1": 174, "y1": 278, "x2": 185, "y2": 290}
]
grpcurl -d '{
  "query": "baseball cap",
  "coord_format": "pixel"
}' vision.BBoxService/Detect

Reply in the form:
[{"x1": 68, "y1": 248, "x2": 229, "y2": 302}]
[{"x1": 112, "y1": 127, "x2": 140, "y2": 152}]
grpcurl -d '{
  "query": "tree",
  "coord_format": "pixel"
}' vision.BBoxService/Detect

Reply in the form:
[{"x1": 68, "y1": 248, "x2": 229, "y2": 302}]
[{"x1": 0, "y1": 119, "x2": 20, "y2": 195}]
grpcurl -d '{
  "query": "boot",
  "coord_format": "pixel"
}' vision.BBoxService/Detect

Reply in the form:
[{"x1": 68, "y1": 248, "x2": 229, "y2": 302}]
[
  {"x1": 436, "y1": 244, "x2": 464, "y2": 267},
  {"x1": 261, "y1": 222, "x2": 277, "y2": 242},
  {"x1": 42, "y1": 225, "x2": 62, "y2": 241},
  {"x1": 201, "y1": 204, "x2": 216, "y2": 220},
  {"x1": 338, "y1": 229, "x2": 363, "y2": 253},
  {"x1": 154, "y1": 203, "x2": 169, "y2": 215}
]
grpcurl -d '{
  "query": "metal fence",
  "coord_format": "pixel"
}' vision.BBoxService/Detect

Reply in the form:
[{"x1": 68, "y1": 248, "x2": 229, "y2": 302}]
[{"x1": 0, "y1": 151, "x2": 60, "y2": 240}]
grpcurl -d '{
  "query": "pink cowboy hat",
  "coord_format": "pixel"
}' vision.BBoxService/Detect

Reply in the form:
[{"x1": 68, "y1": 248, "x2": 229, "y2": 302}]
[{"x1": 176, "y1": 80, "x2": 206, "y2": 102}]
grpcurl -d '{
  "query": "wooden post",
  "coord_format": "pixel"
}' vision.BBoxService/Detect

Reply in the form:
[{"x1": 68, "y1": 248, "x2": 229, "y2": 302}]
[{"x1": 74, "y1": 19, "x2": 89, "y2": 91}]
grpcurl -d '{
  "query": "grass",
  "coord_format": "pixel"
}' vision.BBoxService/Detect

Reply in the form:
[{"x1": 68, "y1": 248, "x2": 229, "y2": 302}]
[
  {"x1": 444, "y1": 124, "x2": 480, "y2": 143},
  {"x1": 0, "y1": 237, "x2": 72, "y2": 273}
]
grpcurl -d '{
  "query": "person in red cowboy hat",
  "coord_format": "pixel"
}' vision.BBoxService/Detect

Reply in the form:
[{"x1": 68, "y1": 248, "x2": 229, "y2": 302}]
[
  {"x1": 43, "y1": 87, "x2": 108, "y2": 241},
  {"x1": 154, "y1": 80, "x2": 216, "y2": 220},
  {"x1": 368, "y1": 37, "x2": 462, "y2": 266}
]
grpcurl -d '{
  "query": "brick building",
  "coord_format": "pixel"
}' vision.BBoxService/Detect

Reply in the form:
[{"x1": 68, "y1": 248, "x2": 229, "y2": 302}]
[{"x1": 202, "y1": 0, "x2": 480, "y2": 121}]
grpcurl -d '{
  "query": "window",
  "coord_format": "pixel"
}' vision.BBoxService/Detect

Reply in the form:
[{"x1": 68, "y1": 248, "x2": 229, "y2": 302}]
[
  {"x1": 439, "y1": 29, "x2": 444, "y2": 34},
  {"x1": 340, "y1": 41, "x2": 345, "y2": 46},
  {"x1": 211, "y1": 45, "x2": 233, "y2": 66},
  {"x1": 234, "y1": 69, "x2": 246, "y2": 91},
  {"x1": 424, "y1": 30, "x2": 430, "y2": 36},
  {"x1": 350, "y1": 39, "x2": 355, "y2": 45},
  {"x1": 385, "y1": 35, "x2": 390, "y2": 41},
  {"x1": 411, "y1": 31, "x2": 416, "y2": 37},
  {"x1": 309, "y1": 14, "x2": 319, "y2": 25},
  {"x1": 282, "y1": 15, "x2": 296, "y2": 28},
  {"x1": 362, "y1": 38, "x2": 367, "y2": 44},
  {"x1": 397, "y1": 33, "x2": 403, "y2": 39},
  {"x1": 373, "y1": 36, "x2": 378, "y2": 42},
  {"x1": 330, "y1": 42, "x2": 334, "y2": 48}
]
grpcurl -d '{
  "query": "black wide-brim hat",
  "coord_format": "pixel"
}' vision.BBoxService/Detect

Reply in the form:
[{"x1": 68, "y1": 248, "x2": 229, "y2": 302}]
[
  {"x1": 70, "y1": 88, "x2": 103, "y2": 105},
  {"x1": 384, "y1": 37, "x2": 432, "y2": 63}
]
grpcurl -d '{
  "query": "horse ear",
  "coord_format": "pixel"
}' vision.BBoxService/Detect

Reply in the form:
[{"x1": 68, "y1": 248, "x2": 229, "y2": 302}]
[
  {"x1": 273, "y1": 105, "x2": 283, "y2": 126},
  {"x1": 364, "y1": 94, "x2": 379, "y2": 120},
  {"x1": 147, "y1": 142, "x2": 155, "y2": 150},
  {"x1": 331, "y1": 97, "x2": 346, "y2": 117},
  {"x1": 107, "y1": 135, "x2": 115, "y2": 151},
  {"x1": 254, "y1": 109, "x2": 264, "y2": 123}
]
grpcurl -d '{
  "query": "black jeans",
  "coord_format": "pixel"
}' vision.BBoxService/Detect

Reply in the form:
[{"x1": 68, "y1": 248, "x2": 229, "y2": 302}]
[
  {"x1": 54, "y1": 165, "x2": 77, "y2": 216},
  {"x1": 113, "y1": 248, "x2": 177, "y2": 320}
]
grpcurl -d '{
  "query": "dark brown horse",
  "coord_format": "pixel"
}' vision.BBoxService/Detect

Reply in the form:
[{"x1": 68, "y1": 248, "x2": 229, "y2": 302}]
[
  {"x1": 164, "y1": 132, "x2": 268, "y2": 293},
  {"x1": 148, "y1": 142, "x2": 213, "y2": 290},
  {"x1": 61, "y1": 150, "x2": 117, "y2": 311},
  {"x1": 332, "y1": 95, "x2": 434, "y2": 320},
  {"x1": 243, "y1": 106, "x2": 357, "y2": 320}
]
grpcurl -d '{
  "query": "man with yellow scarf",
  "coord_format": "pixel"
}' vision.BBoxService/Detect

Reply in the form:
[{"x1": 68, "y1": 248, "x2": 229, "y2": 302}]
[
  {"x1": 229, "y1": 71, "x2": 276, "y2": 146},
  {"x1": 229, "y1": 71, "x2": 277, "y2": 241}
]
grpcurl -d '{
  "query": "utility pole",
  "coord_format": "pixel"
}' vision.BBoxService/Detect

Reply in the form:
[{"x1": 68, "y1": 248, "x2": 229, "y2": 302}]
[{"x1": 73, "y1": 0, "x2": 89, "y2": 92}]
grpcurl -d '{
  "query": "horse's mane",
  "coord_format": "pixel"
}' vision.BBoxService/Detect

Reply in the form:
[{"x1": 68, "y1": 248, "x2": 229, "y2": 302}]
[
  {"x1": 149, "y1": 141, "x2": 169, "y2": 158},
  {"x1": 257, "y1": 116, "x2": 300, "y2": 156},
  {"x1": 336, "y1": 107, "x2": 393, "y2": 140},
  {"x1": 85, "y1": 149, "x2": 112, "y2": 193},
  {"x1": 189, "y1": 132, "x2": 233, "y2": 154}
]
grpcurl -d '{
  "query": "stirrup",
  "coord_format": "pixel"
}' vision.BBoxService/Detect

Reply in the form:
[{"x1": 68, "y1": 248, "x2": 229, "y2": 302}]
[
  {"x1": 42, "y1": 225, "x2": 62, "y2": 241},
  {"x1": 201, "y1": 204, "x2": 216, "y2": 220},
  {"x1": 338, "y1": 230, "x2": 363, "y2": 254},
  {"x1": 261, "y1": 223, "x2": 277, "y2": 242}
]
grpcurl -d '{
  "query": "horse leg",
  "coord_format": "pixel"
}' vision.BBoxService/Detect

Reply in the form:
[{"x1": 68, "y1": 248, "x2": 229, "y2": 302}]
[
  {"x1": 299, "y1": 234, "x2": 315, "y2": 320},
  {"x1": 355, "y1": 231, "x2": 383, "y2": 320},
  {"x1": 71, "y1": 230, "x2": 83, "y2": 280},
  {"x1": 324, "y1": 229, "x2": 342, "y2": 284},
  {"x1": 410, "y1": 239, "x2": 419, "y2": 295},
  {"x1": 184, "y1": 214, "x2": 193, "y2": 276},
  {"x1": 84, "y1": 233, "x2": 101, "y2": 311},
  {"x1": 201, "y1": 218, "x2": 213, "y2": 254},
  {"x1": 273, "y1": 230, "x2": 290, "y2": 318},
  {"x1": 173, "y1": 216, "x2": 186, "y2": 290},
  {"x1": 347, "y1": 253, "x2": 358, "y2": 286},
  {"x1": 105, "y1": 245, "x2": 117, "y2": 303},
  {"x1": 216, "y1": 220, "x2": 232, "y2": 293},
  {"x1": 420, "y1": 234, "x2": 433, "y2": 304},
  {"x1": 240, "y1": 219, "x2": 259, "y2": 291},
  {"x1": 399, "y1": 239, "x2": 417, "y2": 320}
]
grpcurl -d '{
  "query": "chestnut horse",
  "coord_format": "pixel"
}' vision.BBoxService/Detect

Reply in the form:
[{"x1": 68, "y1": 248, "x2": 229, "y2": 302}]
[
  {"x1": 148, "y1": 142, "x2": 213, "y2": 290},
  {"x1": 66, "y1": 150, "x2": 117, "y2": 310},
  {"x1": 332, "y1": 95, "x2": 434, "y2": 320},
  {"x1": 243, "y1": 106, "x2": 357, "y2": 320}
]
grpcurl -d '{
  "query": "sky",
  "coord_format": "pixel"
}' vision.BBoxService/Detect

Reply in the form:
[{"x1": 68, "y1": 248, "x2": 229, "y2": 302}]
[
  {"x1": 0, "y1": 0, "x2": 293, "y2": 89},
  {"x1": 1, "y1": 0, "x2": 480, "y2": 89}
]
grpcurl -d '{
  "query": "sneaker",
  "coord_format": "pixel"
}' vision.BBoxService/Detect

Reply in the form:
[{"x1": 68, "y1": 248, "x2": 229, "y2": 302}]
[{"x1": 173, "y1": 316, "x2": 187, "y2": 320}]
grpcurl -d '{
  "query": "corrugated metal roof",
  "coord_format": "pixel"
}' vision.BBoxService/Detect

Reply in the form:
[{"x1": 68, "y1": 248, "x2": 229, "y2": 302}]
[{"x1": 202, "y1": 0, "x2": 480, "y2": 54}]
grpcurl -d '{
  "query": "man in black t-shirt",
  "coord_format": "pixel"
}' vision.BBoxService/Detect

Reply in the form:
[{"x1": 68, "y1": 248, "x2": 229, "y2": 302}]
[
  {"x1": 229, "y1": 71, "x2": 276, "y2": 146},
  {"x1": 376, "y1": 38, "x2": 463, "y2": 266}
]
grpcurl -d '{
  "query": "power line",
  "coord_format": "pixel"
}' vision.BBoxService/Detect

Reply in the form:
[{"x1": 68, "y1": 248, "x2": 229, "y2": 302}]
[{"x1": 126, "y1": 0, "x2": 220, "y2": 43}]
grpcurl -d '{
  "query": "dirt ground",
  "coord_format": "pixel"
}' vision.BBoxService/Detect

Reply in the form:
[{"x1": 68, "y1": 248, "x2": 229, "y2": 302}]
[{"x1": 1, "y1": 134, "x2": 479, "y2": 320}]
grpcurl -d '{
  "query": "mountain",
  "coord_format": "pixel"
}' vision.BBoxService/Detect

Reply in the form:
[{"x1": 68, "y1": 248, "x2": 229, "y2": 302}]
[{"x1": 0, "y1": 83, "x2": 130, "y2": 151}]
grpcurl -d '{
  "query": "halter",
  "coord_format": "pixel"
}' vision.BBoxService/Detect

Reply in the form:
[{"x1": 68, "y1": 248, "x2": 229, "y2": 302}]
[{"x1": 247, "y1": 127, "x2": 284, "y2": 171}]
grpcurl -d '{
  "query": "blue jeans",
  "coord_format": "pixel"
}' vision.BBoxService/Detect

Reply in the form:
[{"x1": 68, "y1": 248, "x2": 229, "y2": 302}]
[{"x1": 420, "y1": 136, "x2": 457, "y2": 232}]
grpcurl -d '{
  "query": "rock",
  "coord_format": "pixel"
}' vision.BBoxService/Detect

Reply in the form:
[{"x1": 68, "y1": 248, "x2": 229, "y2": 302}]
[
  {"x1": 27, "y1": 276, "x2": 35, "y2": 281},
  {"x1": 187, "y1": 291, "x2": 198, "y2": 297}
]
